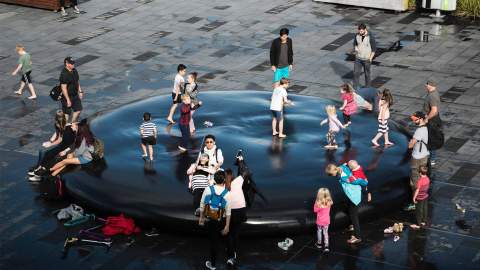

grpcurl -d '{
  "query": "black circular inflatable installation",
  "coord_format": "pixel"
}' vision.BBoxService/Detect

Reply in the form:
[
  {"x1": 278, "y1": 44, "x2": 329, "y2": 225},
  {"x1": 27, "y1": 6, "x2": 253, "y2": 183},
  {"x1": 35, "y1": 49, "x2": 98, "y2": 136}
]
[{"x1": 63, "y1": 91, "x2": 411, "y2": 234}]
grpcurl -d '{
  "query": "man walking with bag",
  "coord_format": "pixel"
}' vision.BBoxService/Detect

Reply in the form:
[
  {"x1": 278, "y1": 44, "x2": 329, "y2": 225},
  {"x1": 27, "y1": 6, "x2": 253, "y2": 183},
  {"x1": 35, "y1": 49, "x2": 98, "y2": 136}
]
[
  {"x1": 59, "y1": 57, "x2": 84, "y2": 123},
  {"x1": 199, "y1": 170, "x2": 231, "y2": 270}
]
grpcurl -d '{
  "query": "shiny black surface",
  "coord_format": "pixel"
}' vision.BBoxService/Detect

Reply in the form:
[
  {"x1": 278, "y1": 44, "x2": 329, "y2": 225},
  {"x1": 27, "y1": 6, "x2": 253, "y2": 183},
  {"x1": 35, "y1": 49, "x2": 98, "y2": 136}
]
[{"x1": 64, "y1": 91, "x2": 411, "y2": 232}]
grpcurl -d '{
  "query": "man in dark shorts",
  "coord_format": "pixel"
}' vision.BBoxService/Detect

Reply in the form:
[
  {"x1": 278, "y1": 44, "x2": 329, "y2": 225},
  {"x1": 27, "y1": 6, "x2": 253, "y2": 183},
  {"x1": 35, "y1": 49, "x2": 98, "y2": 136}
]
[
  {"x1": 60, "y1": 57, "x2": 84, "y2": 123},
  {"x1": 424, "y1": 81, "x2": 442, "y2": 165}
]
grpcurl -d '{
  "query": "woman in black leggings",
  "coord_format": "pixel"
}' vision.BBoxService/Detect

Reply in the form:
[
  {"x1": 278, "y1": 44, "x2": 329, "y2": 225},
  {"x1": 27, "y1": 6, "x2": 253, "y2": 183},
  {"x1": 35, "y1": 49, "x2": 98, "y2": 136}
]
[{"x1": 225, "y1": 169, "x2": 247, "y2": 266}]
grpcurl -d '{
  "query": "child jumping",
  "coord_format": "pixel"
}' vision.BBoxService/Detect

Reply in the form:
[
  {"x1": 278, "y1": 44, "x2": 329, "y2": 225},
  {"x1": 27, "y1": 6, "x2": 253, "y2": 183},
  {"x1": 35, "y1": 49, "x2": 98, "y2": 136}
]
[
  {"x1": 371, "y1": 88, "x2": 394, "y2": 147},
  {"x1": 320, "y1": 105, "x2": 348, "y2": 149},
  {"x1": 140, "y1": 112, "x2": 157, "y2": 161},
  {"x1": 410, "y1": 166, "x2": 430, "y2": 229},
  {"x1": 270, "y1": 78, "x2": 293, "y2": 138},
  {"x1": 339, "y1": 83, "x2": 357, "y2": 125},
  {"x1": 314, "y1": 188, "x2": 333, "y2": 252}
]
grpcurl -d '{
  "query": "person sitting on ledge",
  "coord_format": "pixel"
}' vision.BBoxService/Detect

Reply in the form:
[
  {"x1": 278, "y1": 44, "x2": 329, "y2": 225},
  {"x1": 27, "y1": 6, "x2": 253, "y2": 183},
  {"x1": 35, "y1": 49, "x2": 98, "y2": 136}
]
[
  {"x1": 28, "y1": 121, "x2": 78, "y2": 181},
  {"x1": 50, "y1": 120, "x2": 94, "y2": 176}
]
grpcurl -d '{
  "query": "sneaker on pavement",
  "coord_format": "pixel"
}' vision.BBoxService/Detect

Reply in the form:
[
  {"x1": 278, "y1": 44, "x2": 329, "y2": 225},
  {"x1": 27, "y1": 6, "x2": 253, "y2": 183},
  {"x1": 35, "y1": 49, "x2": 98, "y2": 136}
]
[
  {"x1": 277, "y1": 241, "x2": 288, "y2": 251},
  {"x1": 28, "y1": 175, "x2": 42, "y2": 182},
  {"x1": 205, "y1": 261, "x2": 216, "y2": 270},
  {"x1": 73, "y1": 7, "x2": 80, "y2": 14},
  {"x1": 314, "y1": 242, "x2": 322, "y2": 249},
  {"x1": 284, "y1": 238, "x2": 294, "y2": 247},
  {"x1": 145, "y1": 228, "x2": 159, "y2": 237},
  {"x1": 61, "y1": 9, "x2": 67, "y2": 16},
  {"x1": 404, "y1": 204, "x2": 416, "y2": 211},
  {"x1": 324, "y1": 247, "x2": 330, "y2": 253},
  {"x1": 226, "y1": 258, "x2": 235, "y2": 266}
]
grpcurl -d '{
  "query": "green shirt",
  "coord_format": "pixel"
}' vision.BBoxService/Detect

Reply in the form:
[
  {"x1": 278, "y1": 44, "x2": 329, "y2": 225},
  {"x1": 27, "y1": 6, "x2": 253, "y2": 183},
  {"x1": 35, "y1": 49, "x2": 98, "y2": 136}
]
[{"x1": 18, "y1": 53, "x2": 32, "y2": 74}]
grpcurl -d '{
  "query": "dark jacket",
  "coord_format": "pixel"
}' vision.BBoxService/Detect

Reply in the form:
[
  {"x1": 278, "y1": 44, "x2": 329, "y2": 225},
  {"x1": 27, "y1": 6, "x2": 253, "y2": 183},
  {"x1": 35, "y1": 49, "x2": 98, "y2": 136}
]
[{"x1": 269, "y1": 37, "x2": 293, "y2": 67}]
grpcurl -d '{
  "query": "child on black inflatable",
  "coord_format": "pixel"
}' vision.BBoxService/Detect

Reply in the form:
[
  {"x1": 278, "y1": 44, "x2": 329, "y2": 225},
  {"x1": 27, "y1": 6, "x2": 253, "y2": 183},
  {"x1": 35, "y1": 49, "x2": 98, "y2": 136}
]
[
  {"x1": 314, "y1": 188, "x2": 333, "y2": 252},
  {"x1": 140, "y1": 112, "x2": 157, "y2": 161},
  {"x1": 320, "y1": 105, "x2": 348, "y2": 149}
]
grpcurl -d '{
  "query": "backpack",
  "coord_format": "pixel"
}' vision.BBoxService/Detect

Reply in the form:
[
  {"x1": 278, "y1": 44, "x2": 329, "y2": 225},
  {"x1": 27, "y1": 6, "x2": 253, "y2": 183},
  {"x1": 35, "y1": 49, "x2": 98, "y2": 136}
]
[
  {"x1": 50, "y1": 85, "x2": 62, "y2": 101},
  {"x1": 426, "y1": 121, "x2": 444, "y2": 151},
  {"x1": 204, "y1": 185, "x2": 228, "y2": 221},
  {"x1": 92, "y1": 138, "x2": 105, "y2": 160}
]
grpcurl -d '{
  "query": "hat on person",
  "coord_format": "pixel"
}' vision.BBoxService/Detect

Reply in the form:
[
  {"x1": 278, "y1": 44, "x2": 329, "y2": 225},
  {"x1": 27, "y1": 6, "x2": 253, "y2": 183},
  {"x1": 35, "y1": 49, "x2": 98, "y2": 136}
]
[
  {"x1": 410, "y1": 111, "x2": 426, "y2": 121},
  {"x1": 64, "y1": 57, "x2": 75, "y2": 65}
]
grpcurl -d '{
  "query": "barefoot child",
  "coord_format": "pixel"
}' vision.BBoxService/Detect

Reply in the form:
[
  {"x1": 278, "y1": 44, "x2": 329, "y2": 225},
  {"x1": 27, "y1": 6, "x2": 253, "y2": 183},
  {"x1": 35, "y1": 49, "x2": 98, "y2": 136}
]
[
  {"x1": 184, "y1": 72, "x2": 199, "y2": 134},
  {"x1": 178, "y1": 95, "x2": 201, "y2": 152},
  {"x1": 339, "y1": 83, "x2": 357, "y2": 125},
  {"x1": 320, "y1": 105, "x2": 348, "y2": 149},
  {"x1": 410, "y1": 166, "x2": 430, "y2": 229},
  {"x1": 270, "y1": 78, "x2": 293, "y2": 138},
  {"x1": 371, "y1": 89, "x2": 394, "y2": 147},
  {"x1": 166, "y1": 64, "x2": 187, "y2": 124},
  {"x1": 314, "y1": 188, "x2": 333, "y2": 252},
  {"x1": 140, "y1": 112, "x2": 157, "y2": 161},
  {"x1": 11, "y1": 44, "x2": 37, "y2": 99}
]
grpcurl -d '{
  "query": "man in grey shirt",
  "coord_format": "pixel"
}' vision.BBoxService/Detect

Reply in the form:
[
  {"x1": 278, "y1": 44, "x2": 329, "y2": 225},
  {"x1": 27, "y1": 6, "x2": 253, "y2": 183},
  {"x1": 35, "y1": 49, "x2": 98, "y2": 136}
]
[
  {"x1": 353, "y1": 23, "x2": 376, "y2": 90},
  {"x1": 406, "y1": 111, "x2": 430, "y2": 211},
  {"x1": 424, "y1": 81, "x2": 442, "y2": 165}
]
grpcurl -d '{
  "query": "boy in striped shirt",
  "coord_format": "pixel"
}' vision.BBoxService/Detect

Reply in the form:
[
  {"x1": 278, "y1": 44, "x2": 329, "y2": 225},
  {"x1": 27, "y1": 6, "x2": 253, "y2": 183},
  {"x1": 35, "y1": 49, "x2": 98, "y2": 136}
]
[{"x1": 140, "y1": 112, "x2": 157, "y2": 161}]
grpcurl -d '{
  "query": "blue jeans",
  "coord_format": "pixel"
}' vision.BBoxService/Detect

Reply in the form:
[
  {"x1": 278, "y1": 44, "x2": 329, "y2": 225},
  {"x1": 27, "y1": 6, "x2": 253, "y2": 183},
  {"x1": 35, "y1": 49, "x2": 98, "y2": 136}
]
[{"x1": 179, "y1": 124, "x2": 190, "y2": 148}]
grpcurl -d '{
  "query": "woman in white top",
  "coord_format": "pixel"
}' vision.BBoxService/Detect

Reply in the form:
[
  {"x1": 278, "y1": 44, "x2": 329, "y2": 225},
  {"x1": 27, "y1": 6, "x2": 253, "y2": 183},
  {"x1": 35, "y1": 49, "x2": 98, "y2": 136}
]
[{"x1": 224, "y1": 169, "x2": 247, "y2": 266}]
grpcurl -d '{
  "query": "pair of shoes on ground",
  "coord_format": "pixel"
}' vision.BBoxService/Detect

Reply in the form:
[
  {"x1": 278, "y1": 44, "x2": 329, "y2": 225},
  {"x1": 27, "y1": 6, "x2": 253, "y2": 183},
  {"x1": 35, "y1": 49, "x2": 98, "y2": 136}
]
[
  {"x1": 205, "y1": 257, "x2": 236, "y2": 270},
  {"x1": 314, "y1": 242, "x2": 329, "y2": 252},
  {"x1": 60, "y1": 7, "x2": 80, "y2": 16},
  {"x1": 28, "y1": 166, "x2": 46, "y2": 182},
  {"x1": 277, "y1": 237, "x2": 294, "y2": 251}
]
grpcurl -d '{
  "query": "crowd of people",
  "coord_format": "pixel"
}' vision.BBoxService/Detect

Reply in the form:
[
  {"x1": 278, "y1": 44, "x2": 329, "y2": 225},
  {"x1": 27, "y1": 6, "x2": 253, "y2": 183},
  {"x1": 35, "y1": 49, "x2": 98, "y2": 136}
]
[{"x1": 13, "y1": 22, "x2": 445, "y2": 270}]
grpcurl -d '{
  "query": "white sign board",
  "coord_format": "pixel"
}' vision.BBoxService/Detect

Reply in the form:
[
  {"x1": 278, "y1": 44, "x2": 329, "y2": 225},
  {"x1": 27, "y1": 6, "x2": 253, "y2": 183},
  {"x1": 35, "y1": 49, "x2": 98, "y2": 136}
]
[{"x1": 313, "y1": 0, "x2": 408, "y2": 11}]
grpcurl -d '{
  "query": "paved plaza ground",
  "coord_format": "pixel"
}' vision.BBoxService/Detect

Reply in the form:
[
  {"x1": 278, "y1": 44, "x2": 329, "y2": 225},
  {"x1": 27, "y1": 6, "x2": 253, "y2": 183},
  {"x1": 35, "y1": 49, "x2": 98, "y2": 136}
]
[{"x1": 1, "y1": 0, "x2": 480, "y2": 269}]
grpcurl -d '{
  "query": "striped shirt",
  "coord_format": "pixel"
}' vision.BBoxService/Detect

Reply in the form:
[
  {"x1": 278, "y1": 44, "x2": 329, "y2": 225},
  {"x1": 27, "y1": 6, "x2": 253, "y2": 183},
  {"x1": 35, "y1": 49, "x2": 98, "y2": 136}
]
[
  {"x1": 140, "y1": 121, "x2": 156, "y2": 138},
  {"x1": 192, "y1": 169, "x2": 209, "y2": 190}
]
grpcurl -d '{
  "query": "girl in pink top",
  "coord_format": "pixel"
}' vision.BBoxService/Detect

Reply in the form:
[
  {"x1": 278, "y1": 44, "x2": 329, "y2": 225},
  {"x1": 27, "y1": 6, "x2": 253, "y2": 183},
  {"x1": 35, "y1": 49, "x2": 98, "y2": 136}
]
[
  {"x1": 371, "y1": 89, "x2": 394, "y2": 147},
  {"x1": 314, "y1": 188, "x2": 333, "y2": 252},
  {"x1": 339, "y1": 83, "x2": 357, "y2": 125}
]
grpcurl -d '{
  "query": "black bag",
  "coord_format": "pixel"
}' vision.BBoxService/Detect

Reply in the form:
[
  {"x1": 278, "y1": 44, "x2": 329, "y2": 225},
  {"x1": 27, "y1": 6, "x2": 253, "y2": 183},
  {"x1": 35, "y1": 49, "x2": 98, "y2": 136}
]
[
  {"x1": 426, "y1": 121, "x2": 444, "y2": 150},
  {"x1": 40, "y1": 176, "x2": 65, "y2": 201},
  {"x1": 50, "y1": 85, "x2": 62, "y2": 101}
]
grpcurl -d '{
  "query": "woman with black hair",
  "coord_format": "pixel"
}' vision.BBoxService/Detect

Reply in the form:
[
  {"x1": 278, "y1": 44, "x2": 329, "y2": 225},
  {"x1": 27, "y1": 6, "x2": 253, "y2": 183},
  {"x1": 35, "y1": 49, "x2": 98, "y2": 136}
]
[{"x1": 50, "y1": 120, "x2": 95, "y2": 176}]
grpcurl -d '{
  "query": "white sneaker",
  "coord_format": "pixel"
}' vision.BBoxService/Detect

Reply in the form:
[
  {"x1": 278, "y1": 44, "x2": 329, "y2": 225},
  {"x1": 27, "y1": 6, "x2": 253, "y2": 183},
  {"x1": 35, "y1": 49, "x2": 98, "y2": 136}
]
[
  {"x1": 285, "y1": 238, "x2": 294, "y2": 247},
  {"x1": 73, "y1": 7, "x2": 80, "y2": 14},
  {"x1": 277, "y1": 240, "x2": 289, "y2": 251},
  {"x1": 226, "y1": 258, "x2": 235, "y2": 266},
  {"x1": 28, "y1": 175, "x2": 42, "y2": 182},
  {"x1": 61, "y1": 9, "x2": 67, "y2": 16},
  {"x1": 205, "y1": 261, "x2": 216, "y2": 270}
]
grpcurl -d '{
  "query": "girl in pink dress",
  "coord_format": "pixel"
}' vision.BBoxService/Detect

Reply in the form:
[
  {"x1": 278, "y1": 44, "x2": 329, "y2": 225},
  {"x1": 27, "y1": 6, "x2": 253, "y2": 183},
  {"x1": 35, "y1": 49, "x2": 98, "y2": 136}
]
[
  {"x1": 314, "y1": 188, "x2": 333, "y2": 252},
  {"x1": 339, "y1": 83, "x2": 357, "y2": 125}
]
